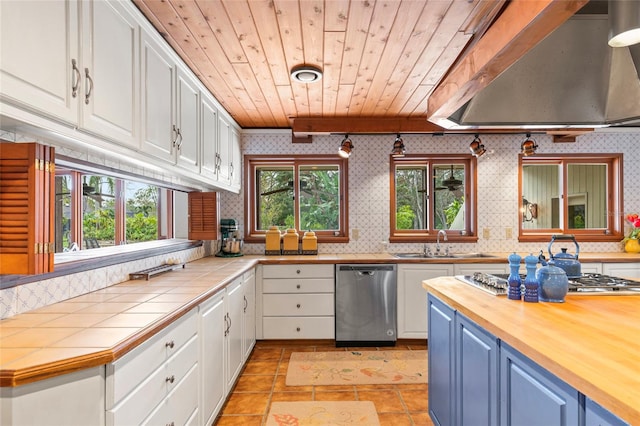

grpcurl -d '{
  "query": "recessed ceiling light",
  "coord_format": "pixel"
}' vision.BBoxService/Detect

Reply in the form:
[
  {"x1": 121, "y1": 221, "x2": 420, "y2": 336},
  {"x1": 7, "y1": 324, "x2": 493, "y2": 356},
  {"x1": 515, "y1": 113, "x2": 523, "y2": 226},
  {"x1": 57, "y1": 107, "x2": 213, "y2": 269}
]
[{"x1": 291, "y1": 65, "x2": 323, "y2": 83}]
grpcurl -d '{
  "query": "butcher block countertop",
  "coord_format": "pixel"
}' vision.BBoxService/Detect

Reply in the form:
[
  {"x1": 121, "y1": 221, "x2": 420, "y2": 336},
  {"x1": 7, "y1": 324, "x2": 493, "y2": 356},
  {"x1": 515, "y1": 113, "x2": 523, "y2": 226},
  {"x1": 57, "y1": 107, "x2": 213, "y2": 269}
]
[
  {"x1": 0, "y1": 251, "x2": 637, "y2": 389},
  {"x1": 423, "y1": 276, "x2": 640, "y2": 425}
]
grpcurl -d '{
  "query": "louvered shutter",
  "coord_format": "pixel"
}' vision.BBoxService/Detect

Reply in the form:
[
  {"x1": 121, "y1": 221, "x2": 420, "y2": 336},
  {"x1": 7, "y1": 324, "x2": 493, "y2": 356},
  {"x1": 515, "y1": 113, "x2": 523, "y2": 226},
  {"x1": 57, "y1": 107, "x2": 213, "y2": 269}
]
[
  {"x1": 0, "y1": 142, "x2": 55, "y2": 274},
  {"x1": 188, "y1": 192, "x2": 218, "y2": 240}
]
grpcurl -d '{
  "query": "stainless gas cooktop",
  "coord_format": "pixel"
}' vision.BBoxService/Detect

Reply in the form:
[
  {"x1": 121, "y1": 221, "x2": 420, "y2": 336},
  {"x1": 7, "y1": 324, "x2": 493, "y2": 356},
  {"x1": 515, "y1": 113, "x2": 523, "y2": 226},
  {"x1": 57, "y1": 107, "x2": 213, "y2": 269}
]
[{"x1": 455, "y1": 273, "x2": 640, "y2": 296}]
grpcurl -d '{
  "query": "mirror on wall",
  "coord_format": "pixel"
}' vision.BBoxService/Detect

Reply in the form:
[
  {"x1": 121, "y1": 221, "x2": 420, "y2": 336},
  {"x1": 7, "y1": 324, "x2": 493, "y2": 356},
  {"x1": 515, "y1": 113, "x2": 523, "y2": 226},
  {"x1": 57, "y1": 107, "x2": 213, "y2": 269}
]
[{"x1": 519, "y1": 154, "x2": 622, "y2": 241}]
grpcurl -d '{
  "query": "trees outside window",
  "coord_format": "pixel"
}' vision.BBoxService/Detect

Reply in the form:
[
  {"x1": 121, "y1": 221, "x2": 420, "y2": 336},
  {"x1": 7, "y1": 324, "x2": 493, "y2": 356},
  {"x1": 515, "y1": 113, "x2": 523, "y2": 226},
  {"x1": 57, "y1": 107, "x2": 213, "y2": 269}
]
[{"x1": 246, "y1": 155, "x2": 348, "y2": 243}]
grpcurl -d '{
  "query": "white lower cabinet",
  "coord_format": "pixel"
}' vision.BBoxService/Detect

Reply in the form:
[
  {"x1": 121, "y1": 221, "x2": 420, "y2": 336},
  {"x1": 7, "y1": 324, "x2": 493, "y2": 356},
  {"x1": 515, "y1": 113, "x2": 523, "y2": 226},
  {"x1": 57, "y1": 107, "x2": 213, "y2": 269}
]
[
  {"x1": 259, "y1": 264, "x2": 335, "y2": 339},
  {"x1": 602, "y1": 262, "x2": 640, "y2": 278},
  {"x1": 106, "y1": 309, "x2": 198, "y2": 426},
  {"x1": 397, "y1": 264, "x2": 454, "y2": 339},
  {"x1": 199, "y1": 269, "x2": 256, "y2": 426}
]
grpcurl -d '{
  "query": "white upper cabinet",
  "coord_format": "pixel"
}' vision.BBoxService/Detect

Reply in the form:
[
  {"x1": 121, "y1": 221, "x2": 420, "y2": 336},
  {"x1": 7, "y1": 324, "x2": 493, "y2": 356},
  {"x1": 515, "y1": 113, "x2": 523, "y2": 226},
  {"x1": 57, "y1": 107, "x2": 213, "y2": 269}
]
[
  {"x1": 0, "y1": 0, "x2": 79, "y2": 123},
  {"x1": 231, "y1": 126, "x2": 242, "y2": 189},
  {"x1": 201, "y1": 94, "x2": 219, "y2": 179},
  {"x1": 140, "y1": 29, "x2": 175, "y2": 161},
  {"x1": 175, "y1": 67, "x2": 200, "y2": 172},
  {"x1": 80, "y1": 0, "x2": 139, "y2": 149},
  {"x1": 217, "y1": 114, "x2": 232, "y2": 184}
]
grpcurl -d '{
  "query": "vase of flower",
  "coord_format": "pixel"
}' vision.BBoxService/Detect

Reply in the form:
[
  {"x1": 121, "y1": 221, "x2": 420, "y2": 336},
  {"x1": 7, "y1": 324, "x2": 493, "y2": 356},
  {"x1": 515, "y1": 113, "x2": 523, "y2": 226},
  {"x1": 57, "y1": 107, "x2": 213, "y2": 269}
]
[
  {"x1": 625, "y1": 238, "x2": 640, "y2": 253},
  {"x1": 623, "y1": 213, "x2": 640, "y2": 253}
]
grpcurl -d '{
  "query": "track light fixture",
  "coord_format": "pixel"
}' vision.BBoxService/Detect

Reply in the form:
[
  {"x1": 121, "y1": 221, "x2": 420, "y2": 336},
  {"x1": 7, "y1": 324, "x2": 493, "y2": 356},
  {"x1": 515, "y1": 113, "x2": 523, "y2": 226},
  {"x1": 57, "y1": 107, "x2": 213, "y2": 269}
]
[
  {"x1": 391, "y1": 134, "x2": 406, "y2": 157},
  {"x1": 521, "y1": 133, "x2": 538, "y2": 156},
  {"x1": 469, "y1": 134, "x2": 486, "y2": 157},
  {"x1": 338, "y1": 135, "x2": 353, "y2": 158}
]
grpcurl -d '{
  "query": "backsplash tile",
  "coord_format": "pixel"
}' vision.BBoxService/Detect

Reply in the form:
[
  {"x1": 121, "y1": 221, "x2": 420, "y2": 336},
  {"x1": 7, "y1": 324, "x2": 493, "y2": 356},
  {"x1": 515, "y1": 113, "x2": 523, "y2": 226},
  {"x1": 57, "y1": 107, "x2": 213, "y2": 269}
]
[{"x1": 224, "y1": 131, "x2": 640, "y2": 255}]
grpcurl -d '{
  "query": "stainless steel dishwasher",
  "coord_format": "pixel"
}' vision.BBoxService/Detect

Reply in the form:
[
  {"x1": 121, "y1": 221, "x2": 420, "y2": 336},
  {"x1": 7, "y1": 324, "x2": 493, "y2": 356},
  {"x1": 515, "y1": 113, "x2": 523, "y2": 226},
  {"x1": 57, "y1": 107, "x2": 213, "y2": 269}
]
[{"x1": 335, "y1": 264, "x2": 397, "y2": 347}]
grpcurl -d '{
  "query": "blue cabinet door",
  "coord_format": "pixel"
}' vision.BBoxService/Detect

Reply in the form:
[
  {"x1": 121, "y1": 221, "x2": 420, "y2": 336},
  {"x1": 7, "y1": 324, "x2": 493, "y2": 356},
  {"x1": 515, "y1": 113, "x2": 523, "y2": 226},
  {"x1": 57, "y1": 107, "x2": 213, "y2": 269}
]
[
  {"x1": 456, "y1": 313, "x2": 499, "y2": 426},
  {"x1": 585, "y1": 397, "x2": 630, "y2": 426},
  {"x1": 428, "y1": 294, "x2": 455, "y2": 426},
  {"x1": 500, "y1": 343, "x2": 579, "y2": 426}
]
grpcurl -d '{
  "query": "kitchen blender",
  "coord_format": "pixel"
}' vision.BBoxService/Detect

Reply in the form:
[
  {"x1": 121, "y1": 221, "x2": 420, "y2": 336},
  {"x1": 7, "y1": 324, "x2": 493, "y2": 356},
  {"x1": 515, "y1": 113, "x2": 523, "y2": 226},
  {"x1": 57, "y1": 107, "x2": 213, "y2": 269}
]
[{"x1": 216, "y1": 218, "x2": 243, "y2": 257}]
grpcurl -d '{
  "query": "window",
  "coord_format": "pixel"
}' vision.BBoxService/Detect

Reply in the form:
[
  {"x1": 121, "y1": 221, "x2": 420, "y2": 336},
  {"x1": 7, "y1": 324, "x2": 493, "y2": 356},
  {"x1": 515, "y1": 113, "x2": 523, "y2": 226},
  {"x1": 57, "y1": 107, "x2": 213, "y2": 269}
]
[
  {"x1": 390, "y1": 155, "x2": 477, "y2": 242},
  {"x1": 54, "y1": 168, "x2": 173, "y2": 252},
  {"x1": 245, "y1": 155, "x2": 349, "y2": 242},
  {"x1": 519, "y1": 154, "x2": 623, "y2": 242}
]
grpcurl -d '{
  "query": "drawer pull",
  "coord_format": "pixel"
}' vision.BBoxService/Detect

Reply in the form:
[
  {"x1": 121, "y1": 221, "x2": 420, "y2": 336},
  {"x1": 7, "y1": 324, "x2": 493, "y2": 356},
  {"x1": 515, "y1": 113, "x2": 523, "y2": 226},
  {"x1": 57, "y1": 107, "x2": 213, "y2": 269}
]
[
  {"x1": 165, "y1": 340, "x2": 175, "y2": 349},
  {"x1": 166, "y1": 423, "x2": 175, "y2": 426},
  {"x1": 166, "y1": 375, "x2": 175, "y2": 384},
  {"x1": 296, "y1": 304, "x2": 301, "y2": 308},
  {"x1": 296, "y1": 284, "x2": 301, "y2": 289},
  {"x1": 296, "y1": 269, "x2": 301, "y2": 274},
  {"x1": 296, "y1": 327, "x2": 301, "y2": 332}
]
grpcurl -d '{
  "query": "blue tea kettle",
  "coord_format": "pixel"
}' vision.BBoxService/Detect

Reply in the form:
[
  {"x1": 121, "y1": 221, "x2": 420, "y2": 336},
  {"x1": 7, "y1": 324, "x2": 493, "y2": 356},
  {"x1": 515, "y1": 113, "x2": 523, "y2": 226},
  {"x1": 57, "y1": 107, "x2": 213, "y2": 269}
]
[{"x1": 547, "y1": 234, "x2": 581, "y2": 278}]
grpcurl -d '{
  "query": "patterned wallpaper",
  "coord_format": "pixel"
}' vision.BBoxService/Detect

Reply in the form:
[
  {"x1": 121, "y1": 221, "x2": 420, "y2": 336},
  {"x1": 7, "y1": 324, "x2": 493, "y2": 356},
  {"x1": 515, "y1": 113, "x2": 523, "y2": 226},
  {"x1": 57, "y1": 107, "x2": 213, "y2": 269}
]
[{"x1": 221, "y1": 131, "x2": 640, "y2": 255}]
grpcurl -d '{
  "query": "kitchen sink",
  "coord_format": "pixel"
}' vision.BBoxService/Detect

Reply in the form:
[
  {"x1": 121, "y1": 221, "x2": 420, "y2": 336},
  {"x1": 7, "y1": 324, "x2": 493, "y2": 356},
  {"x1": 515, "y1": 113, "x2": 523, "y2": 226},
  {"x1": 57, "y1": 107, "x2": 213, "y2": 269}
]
[{"x1": 393, "y1": 252, "x2": 496, "y2": 259}]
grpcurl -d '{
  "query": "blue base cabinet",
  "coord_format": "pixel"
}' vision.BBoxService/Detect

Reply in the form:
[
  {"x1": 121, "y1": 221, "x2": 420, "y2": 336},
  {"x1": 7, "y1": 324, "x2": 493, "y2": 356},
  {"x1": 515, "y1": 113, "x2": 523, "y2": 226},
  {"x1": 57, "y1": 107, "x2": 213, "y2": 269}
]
[
  {"x1": 500, "y1": 343, "x2": 579, "y2": 426},
  {"x1": 427, "y1": 294, "x2": 626, "y2": 426}
]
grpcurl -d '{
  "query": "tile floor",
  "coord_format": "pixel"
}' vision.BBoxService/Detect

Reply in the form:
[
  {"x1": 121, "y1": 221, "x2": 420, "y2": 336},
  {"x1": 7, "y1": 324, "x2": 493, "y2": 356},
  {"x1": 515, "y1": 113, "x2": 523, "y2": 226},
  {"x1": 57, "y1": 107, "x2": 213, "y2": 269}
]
[{"x1": 214, "y1": 340, "x2": 433, "y2": 425}]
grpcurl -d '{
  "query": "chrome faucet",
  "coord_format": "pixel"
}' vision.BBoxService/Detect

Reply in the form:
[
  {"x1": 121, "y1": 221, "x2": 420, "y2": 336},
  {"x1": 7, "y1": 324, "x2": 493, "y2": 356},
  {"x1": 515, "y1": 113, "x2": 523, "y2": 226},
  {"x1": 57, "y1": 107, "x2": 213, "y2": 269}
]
[{"x1": 436, "y1": 230, "x2": 448, "y2": 255}]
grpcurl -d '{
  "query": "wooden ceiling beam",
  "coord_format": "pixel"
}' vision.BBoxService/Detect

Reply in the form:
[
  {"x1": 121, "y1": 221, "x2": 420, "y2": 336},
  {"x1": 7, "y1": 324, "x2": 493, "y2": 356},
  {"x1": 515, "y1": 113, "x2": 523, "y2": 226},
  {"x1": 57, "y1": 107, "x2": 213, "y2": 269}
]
[
  {"x1": 291, "y1": 117, "x2": 445, "y2": 135},
  {"x1": 426, "y1": 0, "x2": 589, "y2": 127}
]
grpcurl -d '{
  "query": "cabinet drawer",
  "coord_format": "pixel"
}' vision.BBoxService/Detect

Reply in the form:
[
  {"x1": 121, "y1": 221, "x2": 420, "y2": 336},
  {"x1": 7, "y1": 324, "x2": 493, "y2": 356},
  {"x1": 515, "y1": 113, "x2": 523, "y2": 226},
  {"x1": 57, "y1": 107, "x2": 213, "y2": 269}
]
[
  {"x1": 263, "y1": 316, "x2": 335, "y2": 339},
  {"x1": 107, "y1": 335, "x2": 198, "y2": 426},
  {"x1": 142, "y1": 363, "x2": 199, "y2": 426},
  {"x1": 107, "y1": 309, "x2": 197, "y2": 407},
  {"x1": 263, "y1": 294, "x2": 334, "y2": 316},
  {"x1": 263, "y1": 278, "x2": 334, "y2": 294},
  {"x1": 262, "y1": 264, "x2": 334, "y2": 279}
]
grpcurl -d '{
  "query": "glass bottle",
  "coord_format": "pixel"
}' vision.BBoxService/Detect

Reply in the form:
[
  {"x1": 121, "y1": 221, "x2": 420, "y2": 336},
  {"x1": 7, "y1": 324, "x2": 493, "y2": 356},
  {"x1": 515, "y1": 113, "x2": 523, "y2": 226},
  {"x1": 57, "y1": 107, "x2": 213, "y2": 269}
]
[
  {"x1": 507, "y1": 252, "x2": 522, "y2": 300},
  {"x1": 523, "y1": 253, "x2": 539, "y2": 303}
]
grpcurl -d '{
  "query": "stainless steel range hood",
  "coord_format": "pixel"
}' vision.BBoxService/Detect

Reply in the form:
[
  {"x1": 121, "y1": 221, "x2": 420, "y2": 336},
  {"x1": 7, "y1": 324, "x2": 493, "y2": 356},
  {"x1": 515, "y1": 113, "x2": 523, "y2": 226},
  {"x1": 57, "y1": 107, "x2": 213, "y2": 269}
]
[{"x1": 448, "y1": 15, "x2": 640, "y2": 128}]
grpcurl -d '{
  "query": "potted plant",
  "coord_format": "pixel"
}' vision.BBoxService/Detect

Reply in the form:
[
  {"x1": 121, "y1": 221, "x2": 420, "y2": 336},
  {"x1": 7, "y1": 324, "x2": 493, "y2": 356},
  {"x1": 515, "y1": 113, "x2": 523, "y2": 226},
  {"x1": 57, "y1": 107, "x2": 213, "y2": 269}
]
[{"x1": 623, "y1": 213, "x2": 640, "y2": 253}]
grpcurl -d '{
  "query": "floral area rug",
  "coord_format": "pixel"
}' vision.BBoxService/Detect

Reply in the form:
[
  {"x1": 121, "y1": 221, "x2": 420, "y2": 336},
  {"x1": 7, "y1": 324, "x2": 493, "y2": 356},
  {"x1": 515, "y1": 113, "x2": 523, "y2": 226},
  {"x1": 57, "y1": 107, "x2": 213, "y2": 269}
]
[
  {"x1": 285, "y1": 350, "x2": 427, "y2": 386},
  {"x1": 266, "y1": 401, "x2": 380, "y2": 426}
]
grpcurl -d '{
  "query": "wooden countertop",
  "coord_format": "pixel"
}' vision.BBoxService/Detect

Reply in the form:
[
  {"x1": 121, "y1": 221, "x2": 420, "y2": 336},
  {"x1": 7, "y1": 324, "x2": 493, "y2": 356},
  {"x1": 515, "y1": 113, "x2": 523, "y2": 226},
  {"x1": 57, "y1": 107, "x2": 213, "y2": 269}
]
[
  {"x1": 422, "y1": 276, "x2": 640, "y2": 425},
  {"x1": 0, "y1": 251, "x2": 637, "y2": 388}
]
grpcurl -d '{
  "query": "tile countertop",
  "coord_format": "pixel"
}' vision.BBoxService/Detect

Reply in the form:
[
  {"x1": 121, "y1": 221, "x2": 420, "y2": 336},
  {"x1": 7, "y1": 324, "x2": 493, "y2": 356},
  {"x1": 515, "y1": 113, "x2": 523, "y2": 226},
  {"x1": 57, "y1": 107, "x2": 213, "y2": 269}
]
[
  {"x1": 0, "y1": 252, "x2": 638, "y2": 387},
  {"x1": 422, "y1": 276, "x2": 640, "y2": 425}
]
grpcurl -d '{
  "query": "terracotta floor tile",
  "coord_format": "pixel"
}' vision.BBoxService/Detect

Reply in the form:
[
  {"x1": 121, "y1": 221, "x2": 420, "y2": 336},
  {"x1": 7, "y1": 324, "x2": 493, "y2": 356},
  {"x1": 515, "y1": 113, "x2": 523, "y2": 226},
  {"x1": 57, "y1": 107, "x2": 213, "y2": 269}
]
[
  {"x1": 356, "y1": 383, "x2": 397, "y2": 391},
  {"x1": 215, "y1": 415, "x2": 264, "y2": 426},
  {"x1": 248, "y1": 347, "x2": 283, "y2": 361},
  {"x1": 411, "y1": 411, "x2": 435, "y2": 425},
  {"x1": 378, "y1": 412, "x2": 413, "y2": 426},
  {"x1": 395, "y1": 382, "x2": 429, "y2": 391},
  {"x1": 314, "y1": 390, "x2": 358, "y2": 401},
  {"x1": 232, "y1": 374, "x2": 275, "y2": 392},
  {"x1": 270, "y1": 391, "x2": 313, "y2": 402},
  {"x1": 221, "y1": 392, "x2": 270, "y2": 415},
  {"x1": 357, "y1": 390, "x2": 405, "y2": 412},
  {"x1": 241, "y1": 360, "x2": 279, "y2": 375},
  {"x1": 274, "y1": 374, "x2": 313, "y2": 392},
  {"x1": 400, "y1": 389, "x2": 429, "y2": 412}
]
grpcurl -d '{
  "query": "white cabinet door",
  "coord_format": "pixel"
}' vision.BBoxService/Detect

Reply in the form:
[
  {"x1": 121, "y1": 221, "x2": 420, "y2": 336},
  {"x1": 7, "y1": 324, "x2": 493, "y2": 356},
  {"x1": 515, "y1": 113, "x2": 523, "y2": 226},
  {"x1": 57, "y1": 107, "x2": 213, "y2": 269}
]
[
  {"x1": 602, "y1": 262, "x2": 640, "y2": 278},
  {"x1": 199, "y1": 291, "x2": 226, "y2": 426},
  {"x1": 226, "y1": 277, "x2": 244, "y2": 389},
  {"x1": 175, "y1": 67, "x2": 199, "y2": 171},
  {"x1": 230, "y1": 126, "x2": 242, "y2": 189},
  {"x1": 140, "y1": 29, "x2": 175, "y2": 162},
  {"x1": 0, "y1": 0, "x2": 79, "y2": 123},
  {"x1": 398, "y1": 264, "x2": 454, "y2": 339},
  {"x1": 243, "y1": 269, "x2": 256, "y2": 361},
  {"x1": 80, "y1": 0, "x2": 139, "y2": 149},
  {"x1": 453, "y1": 263, "x2": 509, "y2": 276},
  {"x1": 217, "y1": 113, "x2": 232, "y2": 184},
  {"x1": 200, "y1": 94, "x2": 219, "y2": 179}
]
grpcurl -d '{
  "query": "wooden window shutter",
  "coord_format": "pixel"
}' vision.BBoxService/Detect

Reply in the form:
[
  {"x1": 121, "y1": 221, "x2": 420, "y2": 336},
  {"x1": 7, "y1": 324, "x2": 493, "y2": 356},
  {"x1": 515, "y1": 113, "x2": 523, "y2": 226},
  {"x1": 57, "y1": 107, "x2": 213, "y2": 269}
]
[
  {"x1": 188, "y1": 192, "x2": 218, "y2": 240},
  {"x1": 0, "y1": 142, "x2": 55, "y2": 275}
]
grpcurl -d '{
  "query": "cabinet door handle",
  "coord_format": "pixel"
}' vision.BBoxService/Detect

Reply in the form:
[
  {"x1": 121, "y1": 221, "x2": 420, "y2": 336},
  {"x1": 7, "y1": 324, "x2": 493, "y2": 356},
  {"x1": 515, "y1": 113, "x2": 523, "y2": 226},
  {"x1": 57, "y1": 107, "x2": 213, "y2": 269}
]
[
  {"x1": 227, "y1": 312, "x2": 231, "y2": 332},
  {"x1": 229, "y1": 162, "x2": 234, "y2": 177},
  {"x1": 224, "y1": 313, "x2": 229, "y2": 336},
  {"x1": 165, "y1": 375, "x2": 175, "y2": 383},
  {"x1": 172, "y1": 125, "x2": 182, "y2": 148},
  {"x1": 165, "y1": 340, "x2": 175, "y2": 349},
  {"x1": 71, "y1": 59, "x2": 81, "y2": 98},
  {"x1": 84, "y1": 68, "x2": 93, "y2": 105},
  {"x1": 243, "y1": 295, "x2": 248, "y2": 313},
  {"x1": 215, "y1": 153, "x2": 221, "y2": 171}
]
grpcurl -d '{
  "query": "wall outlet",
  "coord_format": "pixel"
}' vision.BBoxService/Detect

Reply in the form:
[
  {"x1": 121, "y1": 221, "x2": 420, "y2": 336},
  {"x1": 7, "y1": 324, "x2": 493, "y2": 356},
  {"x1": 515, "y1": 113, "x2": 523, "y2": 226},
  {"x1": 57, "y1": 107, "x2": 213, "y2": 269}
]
[
  {"x1": 352, "y1": 228, "x2": 360, "y2": 240},
  {"x1": 483, "y1": 228, "x2": 491, "y2": 239},
  {"x1": 505, "y1": 227, "x2": 513, "y2": 239}
]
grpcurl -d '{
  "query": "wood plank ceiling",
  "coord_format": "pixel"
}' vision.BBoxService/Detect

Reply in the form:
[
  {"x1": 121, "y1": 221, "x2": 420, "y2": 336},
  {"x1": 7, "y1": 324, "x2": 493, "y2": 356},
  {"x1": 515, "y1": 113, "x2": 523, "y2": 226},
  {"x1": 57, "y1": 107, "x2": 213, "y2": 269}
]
[{"x1": 133, "y1": 0, "x2": 587, "y2": 135}]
